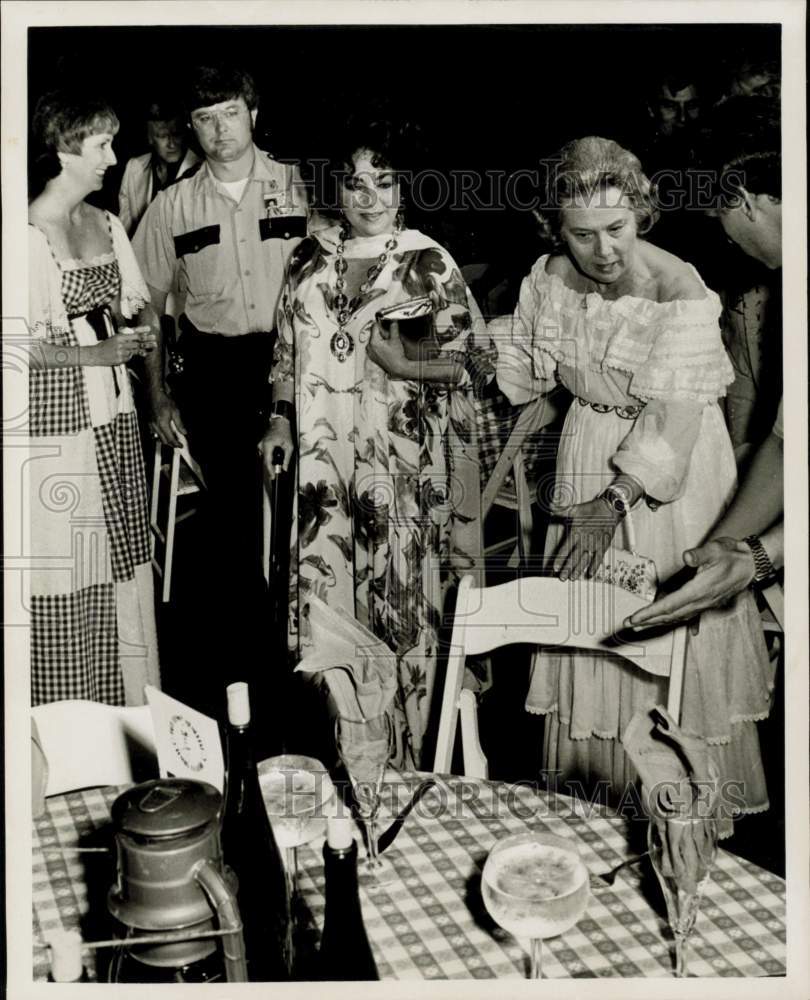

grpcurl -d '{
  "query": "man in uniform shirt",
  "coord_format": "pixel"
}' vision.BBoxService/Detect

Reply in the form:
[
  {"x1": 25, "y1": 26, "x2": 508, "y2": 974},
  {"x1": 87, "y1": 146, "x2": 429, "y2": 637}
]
[{"x1": 133, "y1": 64, "x2": 307, "y2": 730}]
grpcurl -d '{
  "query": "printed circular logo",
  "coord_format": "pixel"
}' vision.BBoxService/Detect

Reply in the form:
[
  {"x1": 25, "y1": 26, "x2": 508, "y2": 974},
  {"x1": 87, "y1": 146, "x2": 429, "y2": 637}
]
[{"x1": 168, "y1": 714, "x2": 207, "y2": 771}]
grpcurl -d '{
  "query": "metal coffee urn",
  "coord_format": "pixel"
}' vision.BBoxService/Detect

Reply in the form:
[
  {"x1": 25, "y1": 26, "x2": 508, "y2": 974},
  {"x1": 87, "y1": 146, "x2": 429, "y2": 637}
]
[{"x1": 106, "y1": 778, "x2": 247, "y2": 983}]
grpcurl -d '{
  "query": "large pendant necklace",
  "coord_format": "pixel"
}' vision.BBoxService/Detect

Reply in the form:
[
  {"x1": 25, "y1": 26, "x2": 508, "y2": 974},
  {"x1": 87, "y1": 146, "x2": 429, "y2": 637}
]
[{"x1": 330, "y1": 221, "x2": 400, "y2": 363}]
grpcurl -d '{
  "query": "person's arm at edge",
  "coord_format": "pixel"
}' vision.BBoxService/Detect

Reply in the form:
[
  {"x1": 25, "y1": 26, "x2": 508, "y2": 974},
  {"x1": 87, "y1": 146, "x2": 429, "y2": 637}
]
[{"x1": 625, "y1": 428, "x2": 784, "y2": 629}]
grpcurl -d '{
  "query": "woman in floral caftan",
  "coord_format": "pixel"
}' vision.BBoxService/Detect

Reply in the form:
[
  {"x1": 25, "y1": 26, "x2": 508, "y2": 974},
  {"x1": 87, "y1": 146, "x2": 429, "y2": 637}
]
[{"x1": 265, "y1": 123, "x2": 492, "y2": 767}]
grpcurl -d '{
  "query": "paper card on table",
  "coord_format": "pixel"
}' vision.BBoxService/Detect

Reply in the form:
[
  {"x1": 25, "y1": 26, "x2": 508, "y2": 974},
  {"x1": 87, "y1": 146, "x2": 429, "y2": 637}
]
[
  {"x1": 31, "y1": 700, "x2": 158, "y2": 796},
  {"x1": 145, "y1": 686, "x2": 224, "y2": 794}
]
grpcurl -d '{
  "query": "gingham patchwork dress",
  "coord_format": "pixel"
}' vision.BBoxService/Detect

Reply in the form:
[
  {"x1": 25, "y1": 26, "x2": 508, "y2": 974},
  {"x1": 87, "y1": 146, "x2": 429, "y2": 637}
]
[{"x1": 28, "y1": 212, "x2": 160, "y2": 706}]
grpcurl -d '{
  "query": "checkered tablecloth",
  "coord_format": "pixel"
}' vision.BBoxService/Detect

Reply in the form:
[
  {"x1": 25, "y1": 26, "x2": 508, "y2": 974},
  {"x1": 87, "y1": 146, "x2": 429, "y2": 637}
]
[{"x1": 32, "y1": 772, "x2": 786, "y2": 981}]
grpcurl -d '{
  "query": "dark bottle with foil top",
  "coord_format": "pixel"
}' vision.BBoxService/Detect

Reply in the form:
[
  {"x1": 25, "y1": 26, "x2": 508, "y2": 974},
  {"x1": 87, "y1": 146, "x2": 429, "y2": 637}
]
[
  {"x1": 318, "y1": 815, "x2": 379, "y2": 981},
  {"x1": 221, "y1": 682, "x2": 291, "y2": 981}
]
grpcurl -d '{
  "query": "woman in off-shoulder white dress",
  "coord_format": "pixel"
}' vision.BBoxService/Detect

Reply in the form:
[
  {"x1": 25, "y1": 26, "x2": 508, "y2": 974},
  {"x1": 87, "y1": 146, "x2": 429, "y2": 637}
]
[{"x1": 495, "y1": 137, "x2": 772, "y2": 824}]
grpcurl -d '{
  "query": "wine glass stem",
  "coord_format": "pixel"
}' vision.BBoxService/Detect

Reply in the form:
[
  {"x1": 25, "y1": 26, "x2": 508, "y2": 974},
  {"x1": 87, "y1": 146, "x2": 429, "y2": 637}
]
[
  {"x1": 529, "y1": 937, "x2": 543, "y2": 979},
  {"x1": 366, "y1": 814, "x2": 381, "y2": 871},
  {"x1": 675, "y1": 933, "x2": 689, "y2": 978},
  {"x1": 284, "y1": 846, "x2": 297, "y2": 901}
]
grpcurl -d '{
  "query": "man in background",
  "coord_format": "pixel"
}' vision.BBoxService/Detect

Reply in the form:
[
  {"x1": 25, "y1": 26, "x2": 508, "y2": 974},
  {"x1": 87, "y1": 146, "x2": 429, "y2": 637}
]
[
  {"x1": 118, "y1": 101, "x2": 199, "y2": 236},
  {"x1": 628, "y1": 96, "x2": 783, "y2": 632}
]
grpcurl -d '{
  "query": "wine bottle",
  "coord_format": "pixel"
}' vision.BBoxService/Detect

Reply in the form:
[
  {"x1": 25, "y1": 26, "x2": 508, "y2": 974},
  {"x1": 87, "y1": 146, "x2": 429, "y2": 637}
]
[
  {"x1": 221, "y1": 682, "x2": 291, "y2": 981},
  {"x1": 318, "y1": 815, "x2": 379, "y2": 981}
]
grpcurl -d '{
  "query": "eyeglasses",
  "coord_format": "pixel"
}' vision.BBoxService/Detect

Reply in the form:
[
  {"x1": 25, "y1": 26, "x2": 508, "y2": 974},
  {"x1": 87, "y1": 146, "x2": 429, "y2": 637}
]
[{"x1": 191, "y1": 107, "x2": 246, "y2": 130}]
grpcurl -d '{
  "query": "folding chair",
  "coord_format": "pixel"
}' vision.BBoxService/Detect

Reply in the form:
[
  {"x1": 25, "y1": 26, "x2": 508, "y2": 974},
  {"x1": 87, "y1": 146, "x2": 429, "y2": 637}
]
[
  {"x1": 481, "y1": 392, "x2": 564, "y2": 568},
  {"x1": 432, "y1": 574, "x2": 688, "y2": 778},
  {"x1": 31, "y1": 700, "x2": 158, "y2": 796},
  {"x1": 149, "y1": 437, "x2": 206, "y2": 602}
]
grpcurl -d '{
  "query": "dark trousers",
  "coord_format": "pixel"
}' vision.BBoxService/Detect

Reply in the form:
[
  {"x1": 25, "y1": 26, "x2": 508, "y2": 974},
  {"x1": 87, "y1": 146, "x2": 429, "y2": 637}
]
[{"x1": 175, "y1": 319, "x2": 282, "y2": 749}]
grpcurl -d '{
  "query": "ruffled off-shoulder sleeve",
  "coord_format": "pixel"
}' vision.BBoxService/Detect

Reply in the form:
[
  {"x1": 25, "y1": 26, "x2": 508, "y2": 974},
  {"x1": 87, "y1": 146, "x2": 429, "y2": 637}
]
[
  {"x1": 610, "y1": 295, "x2": 735, "y2": 502},
  {"x1": 494, "y1": 258, "x2": 558, "y2": 405},
  {"x1": 108, "y1": 211, "x2": 150, "y2": 318},
  {"x1": 607, "y1": 293, "x2": 733, "y2": 404}
]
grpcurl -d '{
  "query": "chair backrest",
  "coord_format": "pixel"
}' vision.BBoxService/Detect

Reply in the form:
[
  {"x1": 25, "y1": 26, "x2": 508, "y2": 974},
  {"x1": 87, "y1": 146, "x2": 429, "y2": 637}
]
[
  {"x1": 31, "y1": 701, "x2": 158, "y2": 796},
  {"x1": 433, "y1": 575, "x2": 687, "y2": 778},
  {"x1": 481, "y1": 392, "x2": 564, "y2": 567}
]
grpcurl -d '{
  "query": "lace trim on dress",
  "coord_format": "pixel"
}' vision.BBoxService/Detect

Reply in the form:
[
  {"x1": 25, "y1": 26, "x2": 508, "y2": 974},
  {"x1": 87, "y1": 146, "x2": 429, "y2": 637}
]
[
  {"x1": 525, "y1": 703, "x2": 557, "y2": 716},
  {"x1": 528, "y1": 257, "x2": 734, "y2": 403}
]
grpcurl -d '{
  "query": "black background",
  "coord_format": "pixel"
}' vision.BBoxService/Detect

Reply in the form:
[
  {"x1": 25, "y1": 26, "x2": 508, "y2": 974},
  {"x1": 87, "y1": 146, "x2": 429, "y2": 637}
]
[{"x1": 29, "y1": 22, "x2": 780, "y2": 181}]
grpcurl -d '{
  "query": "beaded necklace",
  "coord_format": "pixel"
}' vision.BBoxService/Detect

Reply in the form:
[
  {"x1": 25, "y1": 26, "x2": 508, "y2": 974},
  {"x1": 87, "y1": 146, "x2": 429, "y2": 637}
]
[{"x1": 330, "y1": 221, "x2": 400, "y2": 362}]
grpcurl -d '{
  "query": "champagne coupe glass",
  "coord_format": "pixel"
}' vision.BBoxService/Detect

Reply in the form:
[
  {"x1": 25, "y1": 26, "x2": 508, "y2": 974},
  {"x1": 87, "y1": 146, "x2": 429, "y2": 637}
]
[
  {"x1": 647, "y1": 814, "x2": 718, "y2": 977},
  {"x1": 334, "y1": 712, "x2": 396, "y2": 888},
  {"x1": 481, "y1": 831, "x2": 590, "y2": 979},
  {"x1": 258, "y1": 754, "x2": 335, "y2": 901}
]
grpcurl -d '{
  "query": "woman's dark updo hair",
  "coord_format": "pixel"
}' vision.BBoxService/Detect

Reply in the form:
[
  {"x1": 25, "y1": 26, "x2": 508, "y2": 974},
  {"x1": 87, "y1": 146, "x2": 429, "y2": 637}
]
[
  {"x1": 319, "y1": 118, "x2": 426, "y2": 220},
  {"x1": 538, "y1": 136, "x2": 659, "y2": 250},
  {"x1": 30, "y1": 89, "x2": 119, "y2": 194}
]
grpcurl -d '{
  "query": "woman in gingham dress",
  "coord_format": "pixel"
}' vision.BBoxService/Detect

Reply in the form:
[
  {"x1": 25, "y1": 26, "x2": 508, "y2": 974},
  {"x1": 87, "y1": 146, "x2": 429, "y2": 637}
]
[{"x1": 27, "y1": 91, "x2": 160, "y2": 705}]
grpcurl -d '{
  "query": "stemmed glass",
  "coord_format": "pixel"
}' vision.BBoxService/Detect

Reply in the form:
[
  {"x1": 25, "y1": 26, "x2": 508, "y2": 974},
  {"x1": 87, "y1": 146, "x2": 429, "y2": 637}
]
[
  {"x1": 258, "y1": 754, "x2": 335, "y2": 901},
  {"x1": 647, "y1": 814, "x2": 719, "y2": 977},
  {"x1": 334, "y1": 712, "x2": 396, "y2": 887},
  {"x1": 481, "y1": 831, "x2": 590, "y2": 979}
]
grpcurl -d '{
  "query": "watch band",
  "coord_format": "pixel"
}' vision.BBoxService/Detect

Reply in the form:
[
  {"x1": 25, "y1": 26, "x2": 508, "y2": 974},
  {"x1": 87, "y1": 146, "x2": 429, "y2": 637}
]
[
  {"x1": 270, "y1": 399, "x2": 294, "y2": 422},
  {"x1": 742, "y1": 535, "x2": 777, "y2": 585},
  {"x1": 599, "y1": 484, "x2": 633, "y2": 517}
]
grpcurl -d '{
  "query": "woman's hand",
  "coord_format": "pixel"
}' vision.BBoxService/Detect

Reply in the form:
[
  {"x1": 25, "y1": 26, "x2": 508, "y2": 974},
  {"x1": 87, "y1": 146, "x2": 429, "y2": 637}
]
[
  {"x1": 85, "y1": 326, "x2": 155, "y2": 367},
  {"x1": 552, "y1": 497, "x2": 622, "y2": 581},
  {"x1": 260, "y1": 416, "x2": 295, "y2": 481},
  {"x1": 130, "y1": 324, "x2": 157, "y2": 355},
  {"x1": 85, "y1": 329, "x2": 143, "y2": 367},
  {"x1": 366, "y1": 319, "x2": 410, "y2": 379}
]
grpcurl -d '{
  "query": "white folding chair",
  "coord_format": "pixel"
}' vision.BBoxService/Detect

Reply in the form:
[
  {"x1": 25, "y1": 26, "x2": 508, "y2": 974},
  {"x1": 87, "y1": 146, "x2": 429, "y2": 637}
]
[
  {"x1": 149, "y1": 437, "x2": 206, "y2": 602},
  {"x1": 31, "y1": 700, "x2": 158, "y2": 796},
  {"x1": 433, "y1": 574, "x2": 688, "y2": 778},
  {"x1": 481, "y1": 396, "x2": 554, "y2": 568}
]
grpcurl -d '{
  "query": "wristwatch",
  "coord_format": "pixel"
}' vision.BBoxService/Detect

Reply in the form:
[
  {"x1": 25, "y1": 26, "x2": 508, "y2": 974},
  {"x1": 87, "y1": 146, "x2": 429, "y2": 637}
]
[
  {"x1": 599, "y1": 484, "x2": 633, "y2": 517},
  {"x1": 269, "y1": 399, "x2": 294, "y2": 422},
  {"x1": 742, "y1": 535, "x2": 777, "y2": 586}
]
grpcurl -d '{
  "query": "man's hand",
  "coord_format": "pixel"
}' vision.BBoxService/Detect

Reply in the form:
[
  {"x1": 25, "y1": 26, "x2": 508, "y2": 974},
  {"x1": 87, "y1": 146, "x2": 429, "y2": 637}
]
[
  {"x1": 149, "y1": 391, "x2": 187, "y2": 448},
  {"x1": 552, "y1": 497, "x2": 622, "y2": 581},
  {"x1": 260, "y1": 417, "x2": 295, "y2": 481},
  {"x1": 625, "y1": 537, "x2": 756, "y2": 630}
]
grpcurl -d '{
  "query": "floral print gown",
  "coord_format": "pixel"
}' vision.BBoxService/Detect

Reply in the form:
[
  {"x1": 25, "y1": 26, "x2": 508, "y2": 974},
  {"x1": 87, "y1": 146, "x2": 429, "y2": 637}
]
[{"x1": 272, "y1": 225, "x2": 491, "y2": 767}]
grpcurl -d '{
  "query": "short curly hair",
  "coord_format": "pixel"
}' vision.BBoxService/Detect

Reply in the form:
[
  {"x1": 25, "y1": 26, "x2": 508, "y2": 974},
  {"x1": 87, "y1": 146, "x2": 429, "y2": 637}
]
[
  {"x1": 31, "y1": 89, "x2": 119, "y2": 186},
  {"x1": 538, "y1": 136, "x2": 659, "y2": 250}
]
